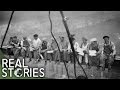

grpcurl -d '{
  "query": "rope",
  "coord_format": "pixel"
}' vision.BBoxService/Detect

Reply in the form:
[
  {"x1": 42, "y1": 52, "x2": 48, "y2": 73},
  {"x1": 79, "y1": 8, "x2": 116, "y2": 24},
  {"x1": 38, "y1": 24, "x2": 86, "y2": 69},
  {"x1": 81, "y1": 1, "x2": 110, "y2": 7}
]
[
  {"x1": 59, "y1": 11, "x2": 88, "y2": 79},
  {"x1": 48, "y1": 11, "x2": 70, "y2": 79}
]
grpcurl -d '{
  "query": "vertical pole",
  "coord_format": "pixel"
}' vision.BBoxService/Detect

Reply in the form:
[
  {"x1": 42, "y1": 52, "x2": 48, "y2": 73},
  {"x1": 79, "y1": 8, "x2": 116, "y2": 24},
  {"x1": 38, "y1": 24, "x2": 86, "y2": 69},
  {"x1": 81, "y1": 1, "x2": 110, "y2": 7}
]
[
  {"x1": 60, "y1": 11, "x2": 88, "y2": 79},
  {"x1": 48, "y1": 11, "x2": 69, "y2": 79},
  {"x1": 1, "y1": 11, "x2": 14, "y2": 48},
  {"x1": 60, "y1": 11, "x2": 77, "y2": 78}
]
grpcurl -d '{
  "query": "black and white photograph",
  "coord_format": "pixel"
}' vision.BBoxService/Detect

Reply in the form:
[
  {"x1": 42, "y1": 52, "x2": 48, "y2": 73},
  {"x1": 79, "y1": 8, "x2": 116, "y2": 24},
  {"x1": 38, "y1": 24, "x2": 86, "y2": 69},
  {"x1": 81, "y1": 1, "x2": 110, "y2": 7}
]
[{"x1": 0, "y1": 11, "x2": 120, "y2": 79}]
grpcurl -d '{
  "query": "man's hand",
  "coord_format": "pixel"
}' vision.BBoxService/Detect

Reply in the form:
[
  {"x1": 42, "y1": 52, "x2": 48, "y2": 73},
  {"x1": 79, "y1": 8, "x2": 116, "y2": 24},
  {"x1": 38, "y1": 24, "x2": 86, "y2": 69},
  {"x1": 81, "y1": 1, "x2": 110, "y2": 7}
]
[
  {"x1": 61, "y1": 49, "x2": 66, "y2": 52},
  {"x1": 110, "y1": 53, "x2": 114, "y2": 56},
  {"x1": 110, "y1": 53, "x2": 116, "y2": 58},
  {"x1": 68, "y1": 49, "x2": 72, "y2": 53},
  {"x1": 83, "y1": 50, "x2": 87, "y2": 54}
]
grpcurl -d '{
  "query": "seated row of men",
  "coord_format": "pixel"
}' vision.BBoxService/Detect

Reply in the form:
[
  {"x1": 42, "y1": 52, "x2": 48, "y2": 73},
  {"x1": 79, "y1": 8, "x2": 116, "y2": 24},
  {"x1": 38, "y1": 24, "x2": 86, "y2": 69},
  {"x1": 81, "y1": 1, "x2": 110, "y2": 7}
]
[
  {"x1": 69, "y1": 35, "x2": 116, "y2": 71},
  {"x1": 6, "y1": 34, "x2": 116, "y2": 71}
]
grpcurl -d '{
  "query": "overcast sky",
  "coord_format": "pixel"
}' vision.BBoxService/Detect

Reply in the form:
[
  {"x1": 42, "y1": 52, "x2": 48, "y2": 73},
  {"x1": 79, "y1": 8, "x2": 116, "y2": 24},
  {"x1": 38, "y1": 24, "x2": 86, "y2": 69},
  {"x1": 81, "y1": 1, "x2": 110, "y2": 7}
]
[
  {"x1": 1, "y1": 11, "x2": 119, "y2": 25},
  {"x1": 0, "y1": 11, "x2": 120, "y2": 43}
]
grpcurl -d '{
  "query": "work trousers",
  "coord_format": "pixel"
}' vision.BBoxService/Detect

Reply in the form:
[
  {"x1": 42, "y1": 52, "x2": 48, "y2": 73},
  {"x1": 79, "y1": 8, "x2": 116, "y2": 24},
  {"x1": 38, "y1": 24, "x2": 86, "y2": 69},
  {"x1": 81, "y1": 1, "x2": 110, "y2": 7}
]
[
  {"x1": 100, "y1": 54, "x2": 114, "y2": 71},
  {"x1": 60, "y1": 50, "x2": 69, "y2": 62},
  {"x1": 21, "y1": 47, "x2": 31, "y2": 58},
  {"x1": 53, "y1": 50, "x2": 60, "y2": 61},
  {"x1": 79, "y1": 54, "x2": 88, "y2": 64},
  {"x1": 88, "y1": 54, "x2": 101, "y2": 68},
  {"x1": 13, "y1": 47, "x2": 21, "y2": 59}
]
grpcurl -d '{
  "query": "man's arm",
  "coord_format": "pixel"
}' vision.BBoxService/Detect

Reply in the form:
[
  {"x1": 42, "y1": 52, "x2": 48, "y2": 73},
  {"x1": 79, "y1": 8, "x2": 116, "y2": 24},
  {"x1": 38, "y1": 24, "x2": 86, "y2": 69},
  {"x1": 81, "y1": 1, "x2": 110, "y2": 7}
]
[
  {"x1": 20, "y1": 41, "x2": 24, "y2": 48},
  {"x1": 67, "y1": 43, "x2": 72, "y2": 52},
  {"x1": 39, "y1": 39, "x2": 42, "y2": 47},
  {"x1": 111, "y1": 42, "x2": 116, "y2": 56},
  {"x1": 86, "y1": 43, "x2": 89, "y2": 53},
  {"x1": 74, "y1": 42, "x2": 79, "y2": 51},
  {"x1": 14, "y1": 40, "x2": 20, "y2": 47},
  {"x1": 59, "y1": 42, "x2": 63, "y2": 51},
  {"x1": 37, "y1": 39, "x2": 42, "y2": 50},
  {"x1": 65, "y1": 41, "x2": 69, "y2": 51},
  {"x1": 100, "y1": 43, "x2": 104, "y2": 55}
]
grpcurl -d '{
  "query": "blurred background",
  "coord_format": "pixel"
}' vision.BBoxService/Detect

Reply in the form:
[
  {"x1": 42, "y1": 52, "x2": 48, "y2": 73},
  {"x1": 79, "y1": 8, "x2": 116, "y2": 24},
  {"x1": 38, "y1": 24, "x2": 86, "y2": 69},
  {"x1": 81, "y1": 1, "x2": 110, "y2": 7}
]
[{"x1": 0, "y1": 11, "x2": 120, "y2": 55}]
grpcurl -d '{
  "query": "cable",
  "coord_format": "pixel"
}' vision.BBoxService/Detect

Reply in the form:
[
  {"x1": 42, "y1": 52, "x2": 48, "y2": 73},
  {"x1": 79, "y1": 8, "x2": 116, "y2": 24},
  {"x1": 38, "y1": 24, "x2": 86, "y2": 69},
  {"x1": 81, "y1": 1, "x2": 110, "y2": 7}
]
[
  {"x1": 0, "y1": 11, "x2": 14, "y2": 49},
  {"x1": 48, "y1": 11, "x2": 70, "y2": 79},
  {"x1": 59, "y1": 11, "x2": 88, "y2": 79},
  {"x1": 60, "y1": 11, "x2": 78, "y2": 78},
  {"x1": 60, "y1": 11, "x2": 77, "y2": 78}
]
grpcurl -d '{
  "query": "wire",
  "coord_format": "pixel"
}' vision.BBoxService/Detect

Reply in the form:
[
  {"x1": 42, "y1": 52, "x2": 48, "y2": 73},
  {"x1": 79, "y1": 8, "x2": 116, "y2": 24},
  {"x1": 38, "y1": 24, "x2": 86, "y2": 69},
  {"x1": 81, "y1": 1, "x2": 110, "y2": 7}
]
[
  {"x1": 59, "y1": 11, "x2": 88, "y2": 79},
  {"x1": 48, "y1": 11, "x2": 70, "y2": 79},
  {"x1": 60, "y1": 11, "x2": 77, "y2": 78},
  {"x1": 0, "y1": 11, "x2": 14, "y2": 49}
]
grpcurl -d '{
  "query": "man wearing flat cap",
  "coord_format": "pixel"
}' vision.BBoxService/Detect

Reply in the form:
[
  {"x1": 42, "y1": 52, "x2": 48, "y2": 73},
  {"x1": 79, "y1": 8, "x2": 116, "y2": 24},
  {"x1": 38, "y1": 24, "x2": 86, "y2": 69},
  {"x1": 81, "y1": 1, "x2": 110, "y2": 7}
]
[
  {"x1": 68, "y1": 34, "x2": 80, "y2": 63},
  {"x1": 31, "y1": 34, "x2": 42, "y2": 63},
  {"x1": 100, "y1": 35, "x2": 116, "y2": 71},
  {"x1": 41, "y1": 38, "x2": 48, "y2": 60},
  {"x1": 50, "y1": 38, "x2": 60, "y2": 63},
  {"x1": 21, "y1": 37, "x2": 30, "y2": 59},
  {"x1": 12, "y1": 36, "x2": 21, "y2": 60}
]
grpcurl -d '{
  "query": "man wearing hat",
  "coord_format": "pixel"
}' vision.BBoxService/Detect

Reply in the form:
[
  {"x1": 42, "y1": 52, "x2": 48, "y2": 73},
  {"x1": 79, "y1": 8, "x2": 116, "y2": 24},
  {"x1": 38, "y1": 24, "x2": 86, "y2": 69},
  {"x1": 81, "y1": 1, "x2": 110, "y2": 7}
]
[
  {"x1": 100, "y1": 36, "x2": 116, "y2": 71},
  {"x1": 21, "y1": 37, "x2": 30, "y2": 59},
  {"x1": 67, "y1": 34, "x2": 80, "y2": 63},
  {"x1": 79, "y1": 37, "x2": 89, "y2": 65},
  {"x1": 88, "y1": 38, "x2": 101, "y2": 70},
  {"x1": 50, "y1": 38, "x2": 60, "y2": 63},
  {"x1": 7, "y1": 37, "x2": 14, "y2": 57},
  {"x1": 31, "y1": 34, "x2": 42, "y2": 63},
  {"x1": 12, "y1": 36, "x2": 21, "y2": 60},
  {"x1": 41, "y1": 37, "x2": 48, "y2": 60},
  {"x1": 59, "y1": 36, "x2": 69, "y2": 62},
  {"x1": 46, "y1": 38, "x2": 54, "y2": 62}
]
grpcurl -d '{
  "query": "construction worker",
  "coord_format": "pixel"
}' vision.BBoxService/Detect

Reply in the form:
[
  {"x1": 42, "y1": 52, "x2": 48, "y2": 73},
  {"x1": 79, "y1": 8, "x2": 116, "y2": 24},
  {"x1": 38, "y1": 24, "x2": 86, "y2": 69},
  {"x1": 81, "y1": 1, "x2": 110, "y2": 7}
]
[
  {"x1": 59, "y1": 36, "x2": 69, "y2": 62},
  {"x1": 100, "y1": 36, "x2": 116, "y2": 72},
  {"x1": 50, "y1": 38, "x2": 60, "y2": 63},
  {"x1": 12, "y1": 36, "x2": 21, "y2": 60},
  {"x1": 41, "y1": 38, "x2": 48, "y2": 60},
  {"x1": 31, "y1": 34, "x2": 42, "y2": 63},
  {"x1": 79, "y1": 37, "x2": 89, "y2": 65},
  {"x1": 88, "y1": 38, "x2": 101, "y2": 70},
  {"x1": 68, "y1": 34, "x2": 80, "y2": 63},
  {"x1": 21, "y1": 37, "x2": 30, "y2": 59},
  {"x1": 7, "y1": 37, "x2": 14, "y2": 57}
]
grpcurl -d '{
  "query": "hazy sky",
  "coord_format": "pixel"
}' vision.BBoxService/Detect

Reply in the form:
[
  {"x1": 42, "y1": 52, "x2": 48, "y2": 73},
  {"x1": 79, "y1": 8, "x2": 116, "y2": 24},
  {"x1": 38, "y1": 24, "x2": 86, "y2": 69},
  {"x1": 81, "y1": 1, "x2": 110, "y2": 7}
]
[
  {"x1": 0, "y1": 11, "x2": 120, "y2": 53},
  {"x1": 1, "y1": 11, "x2": 117, "y2": 25},
  {"x1": 0, "y1": 11, "x2": 120, "y2": 51}
]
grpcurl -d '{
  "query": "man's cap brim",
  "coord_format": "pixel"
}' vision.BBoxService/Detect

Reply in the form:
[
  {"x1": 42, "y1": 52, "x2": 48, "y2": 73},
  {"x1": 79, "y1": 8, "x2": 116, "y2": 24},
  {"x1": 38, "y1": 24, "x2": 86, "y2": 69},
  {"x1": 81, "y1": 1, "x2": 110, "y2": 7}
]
[{"x1": 103, "y1": 36, "x2": 109, "y2": 39}]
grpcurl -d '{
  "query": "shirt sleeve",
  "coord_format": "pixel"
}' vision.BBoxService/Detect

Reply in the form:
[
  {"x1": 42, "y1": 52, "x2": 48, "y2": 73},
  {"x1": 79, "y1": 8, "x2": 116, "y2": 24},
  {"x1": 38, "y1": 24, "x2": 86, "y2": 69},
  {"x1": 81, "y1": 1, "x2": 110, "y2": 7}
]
[
  {"x1": 68, "y1": 43, "x2": 71, "y2": 50},
  {"x1": 21, "y1": 41, "x2": 23, "y2": 47},
  {"x1": 47, "y1": 42, "x2": 51, "y2": 50},
  {"x1": 86, "y1": 43, "x2": 89, "y2": 52},
  {"x1": 65, "y1": 41, "x2": 68, "y2": 49},
  {"x1": 97, "y1": 43, "x2": 101, "y2": 53},
  {"x1": 88, "y1": 43, "x2": 91, "y2": 50},
  {"x1": 59, "y1": 42, "x2": 62, "y2": 50},
  {"x1": 74, "y1": 42, "x2": 80, "y2": 51},
  {"x1": 111, "y1": 42, "x2": 116, "y2": 55},
  {"x1": 38, "y1": 39, "x2": 42, "y2": 47},
  {"x1": 101, "y1": 43, "x2": 104, "y2": 54}
]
